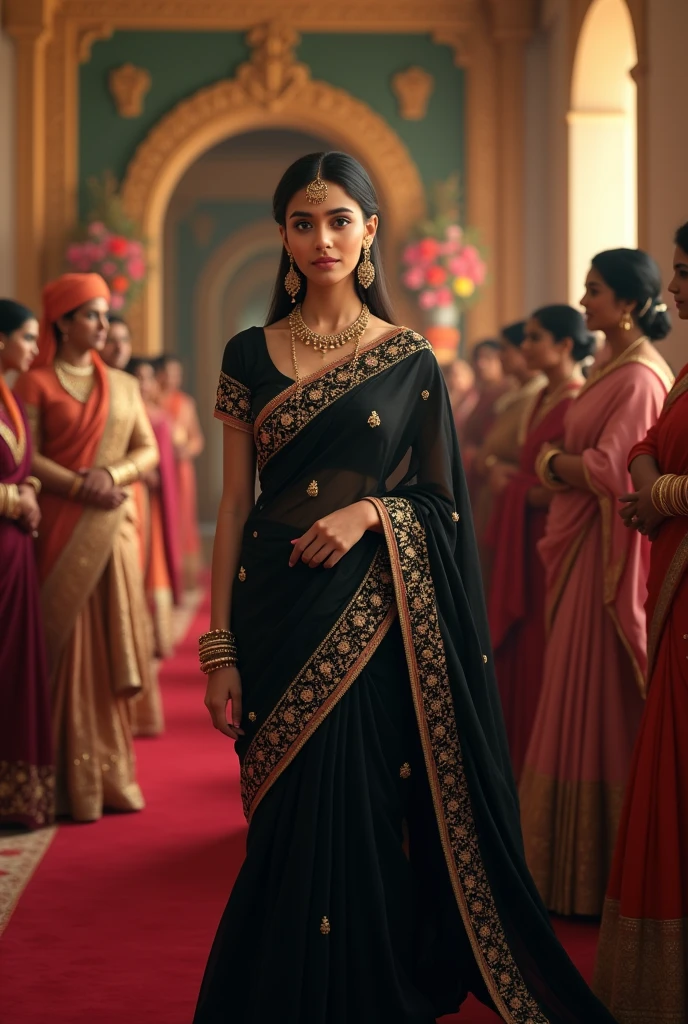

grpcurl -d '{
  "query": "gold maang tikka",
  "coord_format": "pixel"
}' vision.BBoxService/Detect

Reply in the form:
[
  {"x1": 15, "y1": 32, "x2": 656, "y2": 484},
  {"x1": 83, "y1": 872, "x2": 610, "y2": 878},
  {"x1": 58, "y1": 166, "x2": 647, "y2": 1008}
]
[{"x1": 305, "y1": 163, "x2": 328, "y2": 205}]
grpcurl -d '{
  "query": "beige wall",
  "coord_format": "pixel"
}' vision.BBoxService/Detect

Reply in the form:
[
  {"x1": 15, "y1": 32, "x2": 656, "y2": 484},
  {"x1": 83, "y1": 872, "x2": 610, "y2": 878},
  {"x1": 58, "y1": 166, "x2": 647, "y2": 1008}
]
[
  {"x1": 0, "y1": 5, "x2": 15, "y2": 297},
  {"x1": 646, "y1": 0, "x2": 688, "y2": 370}
]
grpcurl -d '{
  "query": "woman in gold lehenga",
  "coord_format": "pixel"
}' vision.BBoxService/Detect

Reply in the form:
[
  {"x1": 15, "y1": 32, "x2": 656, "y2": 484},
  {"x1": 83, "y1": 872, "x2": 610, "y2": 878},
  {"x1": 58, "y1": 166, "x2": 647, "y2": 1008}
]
[{"x1": 15, "y1": 274, "x2": 159, "y2": 822}]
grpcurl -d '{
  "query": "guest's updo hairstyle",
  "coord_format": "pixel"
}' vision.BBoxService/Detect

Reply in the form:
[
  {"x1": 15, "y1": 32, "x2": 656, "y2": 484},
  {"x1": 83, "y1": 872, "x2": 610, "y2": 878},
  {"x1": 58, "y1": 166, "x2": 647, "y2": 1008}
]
[
  {"x1": 266, "y1": 151, "x2": 395, "y2": 326},
  {"x1": 675, "y1": 221, "x2": 688, "y2": 254},
  {"x1": 531, "y1": 304, "x2": 596, "y2": 362},
  {"x1": 0, "y1": 299, "x2": 35, "y2": 337},
  {"x1": 591, "y1": 248, "x2": 671, "y2": 341},
  {"x1": 501, "y1": 321, "x2": 526, "y2": 347}
]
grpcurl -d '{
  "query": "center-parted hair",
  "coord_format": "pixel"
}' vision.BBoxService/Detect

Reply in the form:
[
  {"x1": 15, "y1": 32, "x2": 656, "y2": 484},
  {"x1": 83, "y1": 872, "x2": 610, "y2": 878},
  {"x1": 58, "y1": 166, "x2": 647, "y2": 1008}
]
[
  {"x1": 591, "y1": 248, "x2": 671, "y2": 341},
  {"x1": 266, "y1": 152, "x2": 395, "y2": 326},
  {"x1": 531, "y1": 304, "x2": 596, "y2": 362}
]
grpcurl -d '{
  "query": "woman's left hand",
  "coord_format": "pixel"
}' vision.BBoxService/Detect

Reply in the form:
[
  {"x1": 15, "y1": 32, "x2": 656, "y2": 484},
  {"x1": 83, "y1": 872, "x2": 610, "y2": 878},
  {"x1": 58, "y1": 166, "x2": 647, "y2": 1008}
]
[
  {"x1": 619, "y1": 481, "x2": 666, "y2": 536},
  {"x1": 289, "y1": 500, "x2": 379, "y2": 569}
]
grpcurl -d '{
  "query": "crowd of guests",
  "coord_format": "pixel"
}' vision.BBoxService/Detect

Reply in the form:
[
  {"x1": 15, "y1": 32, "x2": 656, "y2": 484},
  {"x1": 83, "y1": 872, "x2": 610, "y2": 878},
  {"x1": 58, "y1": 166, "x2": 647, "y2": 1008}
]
[
  {"x1": 444, "y1": 231, "x2": 688, "y2": 1022},
  {"x1": 0, "y1": 273, "x2": 204, "y2": 826},
  {"x1": 1, "y1": 226, "x2": 687, "y2": 1022}
]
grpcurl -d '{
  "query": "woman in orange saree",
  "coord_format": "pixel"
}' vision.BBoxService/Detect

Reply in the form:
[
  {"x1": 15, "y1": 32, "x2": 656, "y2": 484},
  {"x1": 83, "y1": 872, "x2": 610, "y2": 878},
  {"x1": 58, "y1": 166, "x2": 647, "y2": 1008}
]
[
  {"x1": 519, "y1": 249, "x2": 674, "y2": 916},
  {"x1": 594, "y1": 225, "x2": 688, "y2": 1023},
  {"x1": 157, "y1": 356, "x2": 205, "y2": 589},
  {"x1": 14, "y1": 274, "x2": 159, "y2": 822},
  {"x1": 0, "y1": 301, "x2": 54, "y2": 830},
  {"x1": 486, "y1": 306, "x2": 592, "y2": 781}
]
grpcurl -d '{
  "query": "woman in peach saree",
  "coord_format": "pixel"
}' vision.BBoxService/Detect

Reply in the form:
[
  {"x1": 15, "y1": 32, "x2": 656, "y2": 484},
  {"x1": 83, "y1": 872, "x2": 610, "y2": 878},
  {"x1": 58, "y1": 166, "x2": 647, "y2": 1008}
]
[
  {"x1": 594, "y1": 226, "x2": 688, "y2": 1023},
  {"x1": 519, "y1": 249, "x2": 674, "y2": 916},
  {"x1": 157, "y1": 355, "x2": 204, "y2": 589},
  {"x1": 15, "y1": 274, "x2": 159, "y2": 822}
]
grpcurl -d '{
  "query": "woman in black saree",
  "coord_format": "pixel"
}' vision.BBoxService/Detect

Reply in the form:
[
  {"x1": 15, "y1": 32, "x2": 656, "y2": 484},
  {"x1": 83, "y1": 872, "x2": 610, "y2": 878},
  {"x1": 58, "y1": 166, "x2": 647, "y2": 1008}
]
[{"x1": 194, "y1": 152, "x2": 616, "y2": 1024}]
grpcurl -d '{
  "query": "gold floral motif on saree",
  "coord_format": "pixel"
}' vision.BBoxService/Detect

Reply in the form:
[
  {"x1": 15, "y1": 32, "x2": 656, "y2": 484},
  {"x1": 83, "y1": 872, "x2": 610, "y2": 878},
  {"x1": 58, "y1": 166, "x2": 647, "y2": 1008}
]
[
  {"x1": 369, "y1": 495, "x2": 547, "y2": 1024},
  {"x1": 253, "y1": 330, "x2": 430, "y2": 471},
  {"x1": 241, "y1": 547, "x2": 396, "y2": 821},
  {"x1": 214, "y1": 372, "x2": 253, "y2": 433},
  {"x1": 0, "y1": 760, "x2": 55, "y2": 827}
]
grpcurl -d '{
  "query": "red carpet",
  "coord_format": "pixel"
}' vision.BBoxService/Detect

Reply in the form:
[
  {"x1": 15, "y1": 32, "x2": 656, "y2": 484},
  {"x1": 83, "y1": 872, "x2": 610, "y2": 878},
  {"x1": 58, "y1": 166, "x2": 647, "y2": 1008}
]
[{"x1": 1, "y1": 592, "x2": 599, "y2": 1023}]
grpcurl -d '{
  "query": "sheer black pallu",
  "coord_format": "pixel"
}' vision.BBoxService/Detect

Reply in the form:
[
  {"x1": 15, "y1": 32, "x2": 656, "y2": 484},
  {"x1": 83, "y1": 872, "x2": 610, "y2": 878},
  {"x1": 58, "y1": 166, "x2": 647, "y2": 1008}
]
[{"x1": 194, "y1": 327, "x2": 616, "y2": 1024}]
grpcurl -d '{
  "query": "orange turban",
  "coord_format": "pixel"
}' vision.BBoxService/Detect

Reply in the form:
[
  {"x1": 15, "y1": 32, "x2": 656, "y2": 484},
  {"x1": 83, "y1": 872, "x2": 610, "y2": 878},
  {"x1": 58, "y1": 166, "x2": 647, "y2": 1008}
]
[{"x1": 35, "y1": 272, "x2": 111, "y2": 368}]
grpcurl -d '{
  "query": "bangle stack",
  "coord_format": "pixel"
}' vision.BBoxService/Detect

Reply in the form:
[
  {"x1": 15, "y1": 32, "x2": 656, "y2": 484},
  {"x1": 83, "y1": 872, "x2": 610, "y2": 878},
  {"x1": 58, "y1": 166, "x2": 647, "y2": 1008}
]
[
  {"x1": 199, "y1": 629, "x2": 238, "y2": 674},
  {"x1": 0, "y1": 482, "x2": 21, "y2": 519},
  {"x1": 25, "y1": 475, "x2": 42, "y2": 495},
  {"x1": 651, "y1": 474, "x2": 688, "y2": 517},
  {"x1": 535, "y1": 447, "x2": 569, "y2": 492}
]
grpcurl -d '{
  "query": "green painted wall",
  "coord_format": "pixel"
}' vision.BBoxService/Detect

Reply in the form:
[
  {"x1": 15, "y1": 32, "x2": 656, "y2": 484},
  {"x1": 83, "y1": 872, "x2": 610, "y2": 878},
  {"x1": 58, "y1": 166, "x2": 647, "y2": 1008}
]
[{"x1": 79, "y1": 31, "x2": 464, "y2": 213}]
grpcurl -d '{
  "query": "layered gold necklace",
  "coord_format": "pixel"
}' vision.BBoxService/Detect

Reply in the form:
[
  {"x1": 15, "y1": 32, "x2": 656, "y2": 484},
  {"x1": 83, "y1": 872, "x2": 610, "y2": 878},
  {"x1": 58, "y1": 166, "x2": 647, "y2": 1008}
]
[
  {"x1": 289, "y1": 303, "x2": 370, "y2": 358},
  {"x1": 55, "y1": 358, "x2": 95, "y2": 403},
  {"x1": 288, "y1": 304, "x2": 370, "y2": 412}
]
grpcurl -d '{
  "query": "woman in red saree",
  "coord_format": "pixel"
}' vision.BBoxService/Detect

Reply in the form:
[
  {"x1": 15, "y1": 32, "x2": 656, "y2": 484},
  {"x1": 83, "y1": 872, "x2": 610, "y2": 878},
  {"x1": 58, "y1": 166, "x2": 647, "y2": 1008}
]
[
  {"x1": 486, "y1": 306, "x2": 592, "y2": 780},
  {"x1": 157, "y1": 355, "x2": 204, "y2": 589},
  {"x1": 14, "y1": 274, "x2": 159, "y2": 822},
  {"x1": 594, "y1": 224, "x2": 688, "y2": 1023},
  {"x1": 519, "y1": 249, "x2": 674, "y2": 916},
  {"x1": 0, "y1": 300, "x2": 53, "y2": 830}
]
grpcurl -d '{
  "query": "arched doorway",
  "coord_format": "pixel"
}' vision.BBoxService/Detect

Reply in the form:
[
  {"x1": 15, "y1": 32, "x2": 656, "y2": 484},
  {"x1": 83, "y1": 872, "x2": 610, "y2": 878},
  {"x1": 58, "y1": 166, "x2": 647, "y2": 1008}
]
[
  {"x1": 121, "y1": 25, "x2": 426, "y2": 356},
  {"x1": 568, "y1": 0, "x2": 638, "y2": 304}
]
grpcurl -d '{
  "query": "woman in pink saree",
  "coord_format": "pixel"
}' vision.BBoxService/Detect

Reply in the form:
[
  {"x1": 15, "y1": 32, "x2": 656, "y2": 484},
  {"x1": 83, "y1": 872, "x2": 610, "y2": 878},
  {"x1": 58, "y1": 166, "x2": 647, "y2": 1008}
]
[{"x1": 519, "y1": 248, "x2": 674, "y2": 916}]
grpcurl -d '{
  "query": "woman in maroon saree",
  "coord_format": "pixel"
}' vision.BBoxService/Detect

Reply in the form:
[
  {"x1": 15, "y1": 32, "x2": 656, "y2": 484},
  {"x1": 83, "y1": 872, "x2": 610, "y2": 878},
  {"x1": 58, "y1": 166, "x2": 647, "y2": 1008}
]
[
  {"x1": 486, "y1": 306, "x2": 593, "y2": 780},
  {"x1": 0, "y1": 300, "x2": 54, "y2": 829}
]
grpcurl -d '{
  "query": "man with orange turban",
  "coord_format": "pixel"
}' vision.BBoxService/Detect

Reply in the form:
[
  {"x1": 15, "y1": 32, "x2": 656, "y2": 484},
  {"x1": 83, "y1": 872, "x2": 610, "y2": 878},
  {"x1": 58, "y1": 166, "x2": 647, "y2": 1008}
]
[{"x1": 15, "y1": 273, "x2": 160, "y2": 821}]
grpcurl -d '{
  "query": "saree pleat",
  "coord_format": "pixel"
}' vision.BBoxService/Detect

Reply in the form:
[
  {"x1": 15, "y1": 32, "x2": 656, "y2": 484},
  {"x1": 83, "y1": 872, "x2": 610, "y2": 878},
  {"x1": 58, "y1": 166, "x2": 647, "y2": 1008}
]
[{"x1": 196, "y1": 327, "x2": 617, "y2": 1024}]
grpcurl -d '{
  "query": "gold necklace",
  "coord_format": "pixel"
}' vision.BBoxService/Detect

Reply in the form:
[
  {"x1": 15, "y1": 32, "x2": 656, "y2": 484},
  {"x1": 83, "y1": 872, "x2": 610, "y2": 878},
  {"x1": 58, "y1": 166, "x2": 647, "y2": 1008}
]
[
  {"x1": 55, "y1": 359, "x2": 95, "y2": 403},
  {"x1": 289, "y1": 303, "x2": 370, "y2": 358},
  {"x1": 290, "y1": 318, "x2": 367, "y2": 425}
]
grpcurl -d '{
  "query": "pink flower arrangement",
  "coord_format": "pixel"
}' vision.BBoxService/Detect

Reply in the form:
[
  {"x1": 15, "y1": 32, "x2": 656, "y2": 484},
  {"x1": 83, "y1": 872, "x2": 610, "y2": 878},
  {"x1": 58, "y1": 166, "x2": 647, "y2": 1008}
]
[
  {"x1": 402, "y1": 224, "x2": 487, "y2": 313},
  {"x1": 64, "y1": 174, "x2": 148, "y2": 314},
  {"x1": 65, "y1": 221, "x2": 147, "y2": 313}
]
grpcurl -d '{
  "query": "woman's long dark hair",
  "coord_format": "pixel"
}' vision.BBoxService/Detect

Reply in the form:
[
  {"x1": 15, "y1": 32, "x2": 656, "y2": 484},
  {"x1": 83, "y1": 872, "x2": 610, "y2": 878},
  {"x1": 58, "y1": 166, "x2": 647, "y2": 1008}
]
[
  {"x1": 591, "y1": 248, "x2": 671, "y2": 341},
  {"x1": 266, "y1": 152, "x2": 395, "y2": 325}
]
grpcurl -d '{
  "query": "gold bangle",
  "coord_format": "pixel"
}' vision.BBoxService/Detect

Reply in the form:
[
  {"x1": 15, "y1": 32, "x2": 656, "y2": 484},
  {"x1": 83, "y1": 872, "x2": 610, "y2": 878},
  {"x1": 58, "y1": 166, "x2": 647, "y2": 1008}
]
[
  {"x1": 536, "y1": 448, "x2": 569, "y2": 492},
  {"x1": 3, "y1": 483, "x2": 21, "y2": 519},
  {"x1": 68, "y1": 475, "x2": 84, "y2": 499},
  {"x1": 107, "y1": 460, "x2": 139, "y2": 488},
  {"x1": 25, "y1": 475, "x2": 42, "y2": 496}
]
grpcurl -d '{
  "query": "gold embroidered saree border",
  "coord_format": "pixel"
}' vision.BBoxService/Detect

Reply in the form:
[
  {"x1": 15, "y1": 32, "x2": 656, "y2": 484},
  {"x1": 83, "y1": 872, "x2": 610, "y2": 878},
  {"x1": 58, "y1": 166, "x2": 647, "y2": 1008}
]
[
  {"x1": 578, "y1": 350, "x2": 674, "y2": 401},
  {"x1": 215, "y1": 372, "x2": 254, "y2": 433},
  {"x1": 254, "y1": 329, "x2": 430, "y2": 471},
  {"x1": 41, "y1": 370, "x2": 137, "y2": 666},
  {"x1": 646, "y1": 530, "x2": 688, "y2": 680},
  {"x1": 594, "y1": 898, "x2": 688, "y2": 1023},
  {"x1": 662, "y1": 370, "x2": 688, "y2": 414},
  {"x1": 369, "y1": 495, "x2": 547, "y2": 1024},
  {"x1": 242, "y1": 547, "x2": 396, "y2": 822},
  {"x1": 0, "y1": 417, "x2": 26, "y2": 466},
  {"x1": 545, "y1": 524, "x2": 591, "y2": 635}
]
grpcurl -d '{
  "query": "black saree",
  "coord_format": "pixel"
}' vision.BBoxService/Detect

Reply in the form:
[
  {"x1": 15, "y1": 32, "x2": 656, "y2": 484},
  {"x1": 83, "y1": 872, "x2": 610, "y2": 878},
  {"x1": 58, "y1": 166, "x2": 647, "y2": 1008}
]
[{"x1": 194, "y1": 326, "x2": 616, "y2": 1024}]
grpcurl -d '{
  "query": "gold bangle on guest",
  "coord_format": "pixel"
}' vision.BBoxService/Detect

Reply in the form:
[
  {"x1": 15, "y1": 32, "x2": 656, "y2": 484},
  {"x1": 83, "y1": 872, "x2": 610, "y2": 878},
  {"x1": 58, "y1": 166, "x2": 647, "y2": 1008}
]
[
  {"x1": 68, "y1": 475, "x2": 84, "y2": 499},
  {"x1": 536, "y1": 448, "x2": 569, "y2": 492},
  {"x1": 1, "y1": 482, "x2": 22, "y2": 519},
  {"x1": 25, "y1": 475, "x2": 42, "y2": 496}
]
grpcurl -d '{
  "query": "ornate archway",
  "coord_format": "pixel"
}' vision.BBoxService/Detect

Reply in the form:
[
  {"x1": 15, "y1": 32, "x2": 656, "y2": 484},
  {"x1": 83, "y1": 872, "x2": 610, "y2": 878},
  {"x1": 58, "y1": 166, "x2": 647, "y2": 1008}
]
[{"x1": 121, "y1": 24, "x2": 426, "y2": 353}]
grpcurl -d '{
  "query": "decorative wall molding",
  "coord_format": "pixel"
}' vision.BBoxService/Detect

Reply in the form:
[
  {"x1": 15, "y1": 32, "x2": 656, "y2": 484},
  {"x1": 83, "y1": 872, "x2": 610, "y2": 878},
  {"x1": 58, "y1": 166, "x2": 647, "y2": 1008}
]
[
  {"x1": 391, "y1": 66, "x2": 434, "y2": 120},
  {"x1": 76, "y1": 21, "x2": 112, "y2": 63},
  {"x1": 3, "y1": 0, "x2": 505, "y2": 342},
  {"x1": 109, "y1": 62, "x2": 151, "y2": 117},
  {"x1": 120, "y1": 23, "x2": 427, "y2": 351}
]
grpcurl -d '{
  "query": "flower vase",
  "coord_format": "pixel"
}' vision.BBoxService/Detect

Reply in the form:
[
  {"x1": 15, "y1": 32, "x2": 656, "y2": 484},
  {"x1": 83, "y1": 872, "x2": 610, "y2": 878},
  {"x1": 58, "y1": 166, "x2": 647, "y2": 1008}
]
[{"x1": 424, "y1": 304, "x2": 461, "y2": 364}]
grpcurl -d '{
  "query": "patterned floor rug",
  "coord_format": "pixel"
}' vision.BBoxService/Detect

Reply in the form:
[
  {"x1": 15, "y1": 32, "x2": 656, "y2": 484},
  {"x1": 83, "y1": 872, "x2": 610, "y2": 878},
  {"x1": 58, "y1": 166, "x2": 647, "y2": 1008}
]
[{"x1": 0, "y1": 827, "x2": 57, "y2": 936}]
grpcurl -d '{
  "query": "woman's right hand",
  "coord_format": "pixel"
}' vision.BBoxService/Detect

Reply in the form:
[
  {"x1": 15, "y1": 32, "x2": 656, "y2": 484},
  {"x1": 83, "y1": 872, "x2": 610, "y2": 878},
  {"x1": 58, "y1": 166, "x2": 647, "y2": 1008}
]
[
  {"x1": 204, "y1": 665, "x2": 245, "y2": 740},
  {"x1": 17, "y1": 484, "x2": 41, "y2": 532}
]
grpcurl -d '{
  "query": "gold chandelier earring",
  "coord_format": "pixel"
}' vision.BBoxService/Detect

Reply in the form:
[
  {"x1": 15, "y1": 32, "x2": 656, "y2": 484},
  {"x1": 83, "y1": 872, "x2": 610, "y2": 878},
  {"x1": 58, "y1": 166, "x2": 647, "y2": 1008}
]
[
  {"x1": 357, "y1": 238, "x2": 376, "y2": 289},
  {"x1": 619, "y1": 310, "x2": 633, "y2": 331},
  {"x1": 284, "y1": 252, "x2": 301, "y2": 304}
]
